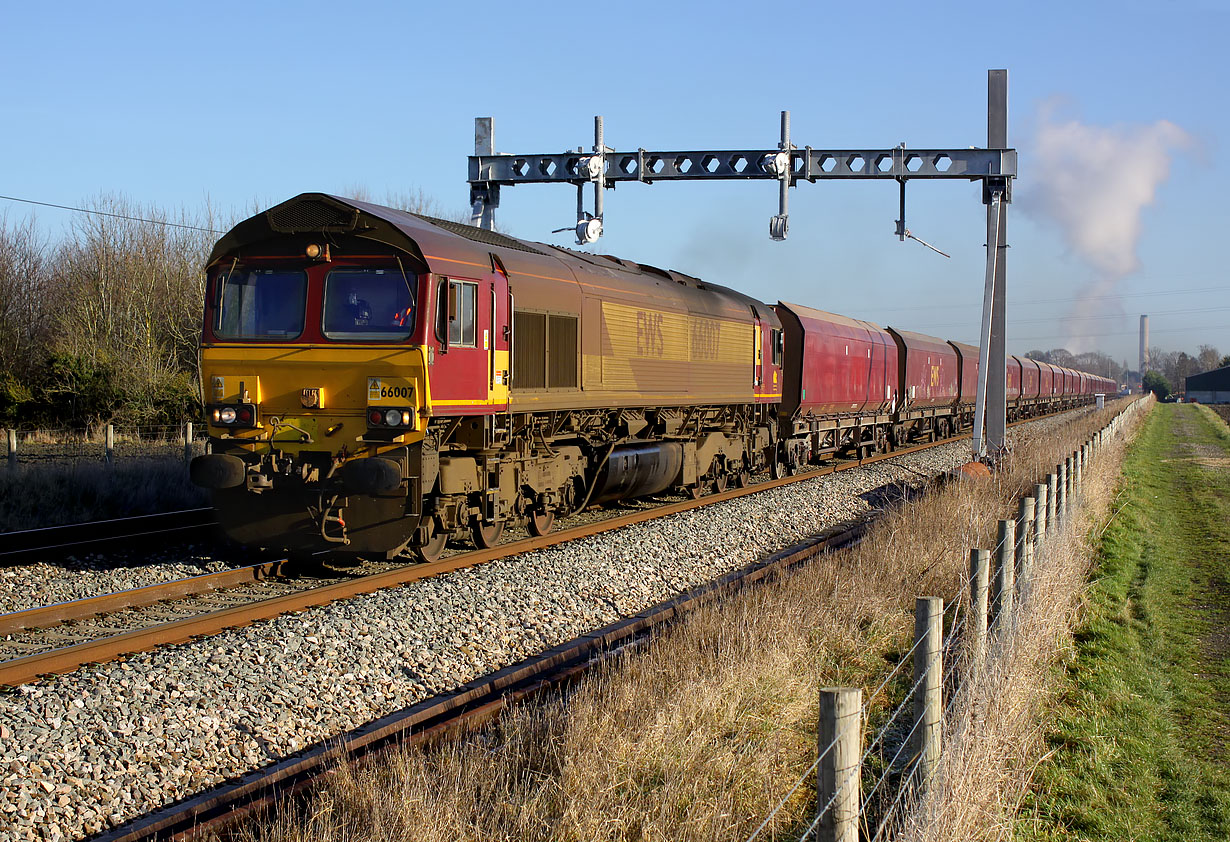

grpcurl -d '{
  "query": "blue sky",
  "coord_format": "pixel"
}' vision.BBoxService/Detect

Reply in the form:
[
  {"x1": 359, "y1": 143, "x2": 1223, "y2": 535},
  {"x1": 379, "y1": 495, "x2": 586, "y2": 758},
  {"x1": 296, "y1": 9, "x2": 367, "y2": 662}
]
[{"x1": 2, "y1": 0, "x2": 1226, "y2": 369}]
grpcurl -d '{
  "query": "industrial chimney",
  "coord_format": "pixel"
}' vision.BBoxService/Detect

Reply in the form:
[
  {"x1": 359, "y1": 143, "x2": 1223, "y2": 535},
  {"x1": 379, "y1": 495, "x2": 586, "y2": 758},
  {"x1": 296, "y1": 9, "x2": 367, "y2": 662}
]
[{"x1": 1139, "y1": 315, "x2": 1150, "y2": 380}]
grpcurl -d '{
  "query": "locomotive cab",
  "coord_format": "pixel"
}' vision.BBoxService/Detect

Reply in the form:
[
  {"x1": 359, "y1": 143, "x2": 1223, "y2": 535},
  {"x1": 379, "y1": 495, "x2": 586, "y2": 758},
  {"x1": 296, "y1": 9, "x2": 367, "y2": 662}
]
[{"x1": 191, "y1": 194, "x2": 511, "y2": 559}]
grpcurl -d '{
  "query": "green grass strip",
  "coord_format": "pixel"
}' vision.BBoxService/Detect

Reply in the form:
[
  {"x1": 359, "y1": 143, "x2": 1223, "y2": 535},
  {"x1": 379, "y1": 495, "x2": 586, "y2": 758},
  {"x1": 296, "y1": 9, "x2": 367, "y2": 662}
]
[{"x1": 1017, "y1": 404, "x2": 1230, "y2": 841}]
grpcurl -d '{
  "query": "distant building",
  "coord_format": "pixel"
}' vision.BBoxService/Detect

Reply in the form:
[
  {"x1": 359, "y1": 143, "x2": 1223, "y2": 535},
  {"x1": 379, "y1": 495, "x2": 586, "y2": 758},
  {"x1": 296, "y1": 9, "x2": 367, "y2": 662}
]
[{"x1": 1185, "y1": 365, "x2": 1230, "y2": 404}]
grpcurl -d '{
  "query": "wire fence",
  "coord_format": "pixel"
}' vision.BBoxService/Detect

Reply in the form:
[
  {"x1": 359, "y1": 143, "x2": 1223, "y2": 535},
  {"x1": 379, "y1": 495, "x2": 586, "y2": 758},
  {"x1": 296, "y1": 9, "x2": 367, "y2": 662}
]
[
  {"x1": 4, "y1": 423, "x2": 207, "y2": 466},
  {"x1": 741, "y1": 397, "x2": 1148, "y2": 842}
]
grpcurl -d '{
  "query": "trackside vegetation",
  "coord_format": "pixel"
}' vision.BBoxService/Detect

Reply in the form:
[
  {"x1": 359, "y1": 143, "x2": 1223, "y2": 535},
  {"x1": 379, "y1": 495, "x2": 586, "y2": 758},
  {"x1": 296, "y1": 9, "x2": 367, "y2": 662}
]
[{"x1": 1017, "y1": 403, "x2": 1230, "y2": 840}]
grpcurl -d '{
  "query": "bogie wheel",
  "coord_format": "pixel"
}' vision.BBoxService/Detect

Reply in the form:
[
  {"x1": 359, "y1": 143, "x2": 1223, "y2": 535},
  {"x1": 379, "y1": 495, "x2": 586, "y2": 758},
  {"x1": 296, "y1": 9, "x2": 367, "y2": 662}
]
[
  {"x1": 712, "y1": 473, "x2": 728, "y2": 494},
  {"x1": 470, "y1": 517, "x2": 505, "y2": 549},
  {"x1": 733, "y1": 470, "x2": 750, "y2": 488},
  {"x1": 414, "y1": 517, "x2": 448, "y2": 563},
  {"x1": 687, "y1": 484, "x2": 704, "y2": 500},
  {"x1": 527, "y1": 510, "x2": 555, "y2": 537}
]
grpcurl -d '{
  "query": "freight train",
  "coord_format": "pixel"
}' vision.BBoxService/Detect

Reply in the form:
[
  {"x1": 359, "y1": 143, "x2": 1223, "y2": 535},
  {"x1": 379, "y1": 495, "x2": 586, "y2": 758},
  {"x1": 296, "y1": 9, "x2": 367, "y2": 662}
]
[{"x1": 189, "y1": 194, "x2": 1114, "y2": 561}]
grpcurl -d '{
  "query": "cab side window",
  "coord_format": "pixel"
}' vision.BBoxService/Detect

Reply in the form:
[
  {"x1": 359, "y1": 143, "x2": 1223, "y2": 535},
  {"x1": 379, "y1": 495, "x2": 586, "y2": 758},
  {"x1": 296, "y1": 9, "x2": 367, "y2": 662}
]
[
  {"x1": 444, "y1": 279, "x2": 478, "y2": 347},
  {"x1": 770, "y1": 329, "x2": 783, "y2": 366}
]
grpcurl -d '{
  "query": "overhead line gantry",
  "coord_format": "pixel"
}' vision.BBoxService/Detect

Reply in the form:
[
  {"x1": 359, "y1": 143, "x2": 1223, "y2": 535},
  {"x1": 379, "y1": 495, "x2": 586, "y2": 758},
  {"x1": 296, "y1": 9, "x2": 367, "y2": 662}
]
[{"x1": 466, "y1": 70, "x2": 1016, "y2": 461}]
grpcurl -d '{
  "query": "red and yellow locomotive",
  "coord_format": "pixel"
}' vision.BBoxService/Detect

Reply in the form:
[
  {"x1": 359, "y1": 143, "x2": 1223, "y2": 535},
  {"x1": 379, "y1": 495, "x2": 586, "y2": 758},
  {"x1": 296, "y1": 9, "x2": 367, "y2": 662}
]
[
  {"x1": 191, "y1": 193, "x2": 1113, "y2": 561},
  {"x1": 191, "y1": 194, "x2": 782, "y2": 560}
]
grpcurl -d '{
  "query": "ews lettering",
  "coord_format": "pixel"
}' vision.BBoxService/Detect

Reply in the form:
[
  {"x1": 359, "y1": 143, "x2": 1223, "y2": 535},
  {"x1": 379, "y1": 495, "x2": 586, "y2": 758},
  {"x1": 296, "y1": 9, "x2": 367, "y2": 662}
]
[{"x1": 636, "y1": 311, "x2": 665, "y2": 356}]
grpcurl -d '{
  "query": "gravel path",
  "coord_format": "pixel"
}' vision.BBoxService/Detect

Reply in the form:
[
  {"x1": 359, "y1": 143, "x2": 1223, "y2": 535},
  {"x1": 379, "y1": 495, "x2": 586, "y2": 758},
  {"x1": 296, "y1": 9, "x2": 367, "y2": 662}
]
[{"x1": 0, "y1": 413, "x2": 1088, "y2": 841}]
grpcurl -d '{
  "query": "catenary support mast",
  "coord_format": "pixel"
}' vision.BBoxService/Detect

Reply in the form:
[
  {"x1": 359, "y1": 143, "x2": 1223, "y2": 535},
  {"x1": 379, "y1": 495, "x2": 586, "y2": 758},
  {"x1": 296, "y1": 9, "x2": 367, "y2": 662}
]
[{"x1": 467, "y1": 71, "x2": 1014, "y2": 459}]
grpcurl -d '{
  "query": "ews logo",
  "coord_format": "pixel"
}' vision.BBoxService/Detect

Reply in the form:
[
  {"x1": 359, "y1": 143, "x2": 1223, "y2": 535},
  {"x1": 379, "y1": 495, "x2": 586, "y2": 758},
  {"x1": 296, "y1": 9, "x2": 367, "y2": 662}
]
[{"x1": 636, "y1": 311, "x2": 665, "y2": 357}]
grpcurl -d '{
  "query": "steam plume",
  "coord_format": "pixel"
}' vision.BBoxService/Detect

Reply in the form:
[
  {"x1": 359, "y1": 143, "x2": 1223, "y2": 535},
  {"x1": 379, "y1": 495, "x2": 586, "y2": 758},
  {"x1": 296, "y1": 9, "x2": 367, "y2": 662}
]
[{"x1": 1020, "y1": 102, "x2": 1190, "y2": 350}]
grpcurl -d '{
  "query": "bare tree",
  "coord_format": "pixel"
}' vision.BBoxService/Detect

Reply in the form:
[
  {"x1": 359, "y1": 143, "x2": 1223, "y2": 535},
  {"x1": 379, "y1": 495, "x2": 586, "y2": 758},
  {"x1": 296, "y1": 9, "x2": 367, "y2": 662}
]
[
  {"x1": 50, "y1": 195, "x2": 214, "y2": 423},
  {"x1": 0, "y1": 215, "x2": 51, "y2": 382},
  {"x1": 1197, "y1": 343, "x2": 1222, "y2": 373}
]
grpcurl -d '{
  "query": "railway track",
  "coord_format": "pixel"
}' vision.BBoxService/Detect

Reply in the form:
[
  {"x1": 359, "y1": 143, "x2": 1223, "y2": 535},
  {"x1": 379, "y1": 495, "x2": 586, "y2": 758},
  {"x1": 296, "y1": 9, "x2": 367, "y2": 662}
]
[
  {"x1": 1, "y1": 407, "x2": 1089, "y2": 693},
  {"x1": 0, "y1": 429, "x2": 969, "y2": 688},
  {"x1": 0, "y1": 508, "x2": 217, "y2": 564}
]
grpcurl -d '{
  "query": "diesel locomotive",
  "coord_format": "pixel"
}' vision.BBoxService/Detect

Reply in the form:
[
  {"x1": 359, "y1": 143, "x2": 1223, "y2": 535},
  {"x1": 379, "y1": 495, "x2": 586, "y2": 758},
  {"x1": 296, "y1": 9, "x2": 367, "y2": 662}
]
[{"x1": 189, "y1": 193, "x2": 1113, "y2": 561}]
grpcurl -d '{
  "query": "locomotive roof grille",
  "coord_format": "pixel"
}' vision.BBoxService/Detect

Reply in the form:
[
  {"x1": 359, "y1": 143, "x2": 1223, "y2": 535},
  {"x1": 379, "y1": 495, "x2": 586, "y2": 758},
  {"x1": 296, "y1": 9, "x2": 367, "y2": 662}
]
[
  {"x1": 266, "y1": 198, "x2": 361, "y2": 233},
  {"x1": 411, "y1": 214, "x2": 548, "y2": 255}
]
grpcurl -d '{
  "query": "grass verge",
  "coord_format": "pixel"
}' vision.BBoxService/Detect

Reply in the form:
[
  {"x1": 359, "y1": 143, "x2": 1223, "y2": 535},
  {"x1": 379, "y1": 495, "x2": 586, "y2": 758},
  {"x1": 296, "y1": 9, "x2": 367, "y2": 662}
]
[{"x1": 1015, "y1": 403, "x2": 1230, "y2": 840}]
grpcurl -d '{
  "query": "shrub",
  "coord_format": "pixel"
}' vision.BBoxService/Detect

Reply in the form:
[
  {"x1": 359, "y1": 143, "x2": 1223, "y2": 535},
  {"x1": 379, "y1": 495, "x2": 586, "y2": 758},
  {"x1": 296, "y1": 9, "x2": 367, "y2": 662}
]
[{"x1": 1142, "y1": 370, "x2": 1171, "y2": 399}]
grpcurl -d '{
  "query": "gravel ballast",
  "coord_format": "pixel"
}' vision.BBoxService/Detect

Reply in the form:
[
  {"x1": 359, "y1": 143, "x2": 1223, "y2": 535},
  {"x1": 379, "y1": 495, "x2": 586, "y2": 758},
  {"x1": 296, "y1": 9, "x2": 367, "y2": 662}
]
[
  {"x1": 0, "y1": 550, "x2": 234, "y2": 617},
  {"x1": 0, "y1": 414, "x2": 1088, "y2": 841}
]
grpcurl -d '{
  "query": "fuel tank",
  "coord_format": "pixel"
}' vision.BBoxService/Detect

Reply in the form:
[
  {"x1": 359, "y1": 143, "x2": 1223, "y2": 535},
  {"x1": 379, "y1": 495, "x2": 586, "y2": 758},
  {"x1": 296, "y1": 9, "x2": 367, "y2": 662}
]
[{"x1": 590, "y1": 442, "x2": 684, "y2": 505}]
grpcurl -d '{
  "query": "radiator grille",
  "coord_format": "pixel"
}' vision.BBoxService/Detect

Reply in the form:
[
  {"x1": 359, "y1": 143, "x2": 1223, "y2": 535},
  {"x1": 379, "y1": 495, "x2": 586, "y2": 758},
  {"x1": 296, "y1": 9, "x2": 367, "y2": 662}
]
[
  {"x1": 513, "y1": 312, "x2": 546, "y2": 389},
  {"x1": 548, "y1": 315, "x2": 578, "y2": 388}
]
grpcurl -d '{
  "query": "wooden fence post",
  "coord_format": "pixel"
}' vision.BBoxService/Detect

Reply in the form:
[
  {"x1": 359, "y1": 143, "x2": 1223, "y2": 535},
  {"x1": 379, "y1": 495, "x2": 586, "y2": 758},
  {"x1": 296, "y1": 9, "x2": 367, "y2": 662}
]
[
  {"x1": 818, "y1": 687, "x2": 862, "y2": 842},
  {"x1": 914, "y1": 597, "x2": 943, "y2": 784},
  {"x1": 105, "y1": 424, "x2": 115, "y2": 466},
  {"x1": 969, "y1": 549, "x2": 990, "y2": 662},
  {"x1": 1063, "y1": 456, "x2": 1073, "y2": 515},
  {"x1": 1034, "y1": 483, "x2": 1048, "y2": 544},
  {"x1": 184, "y1": 422, "x2": 194, "y2": 464},
  {"x1": 992, "y1": 519, "x2": 1015, "y2": 629},
  {"x1": 1046, "y1": 473, "x2": 1057, "y2": 533},
  {"x1": 1056, "y1": 462, "x2": 1066, "y2": 521},
  {"x1": 1017, "y1": 497, "x2": 1035, "y2": 588},
  {"x1": 6, "y1": 430, "x2": 15, "y2": 470}
]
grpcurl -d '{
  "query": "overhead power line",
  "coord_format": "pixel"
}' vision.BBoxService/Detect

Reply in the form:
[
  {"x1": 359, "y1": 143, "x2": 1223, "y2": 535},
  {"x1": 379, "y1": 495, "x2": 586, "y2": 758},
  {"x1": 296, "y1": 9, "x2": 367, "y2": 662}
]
[
  {"x1": 920, "y1": 304, "x2": 1230, "y2": 332},
  {"x1": 0, "y1": 194, "x2": 224, "y2": 234},
  {"x1": 829, "y1": 285, "x2": 1230, "y2": 316},
  {"x1": 1009, "y1": 324, "x2": 1229, "y2": 343}
]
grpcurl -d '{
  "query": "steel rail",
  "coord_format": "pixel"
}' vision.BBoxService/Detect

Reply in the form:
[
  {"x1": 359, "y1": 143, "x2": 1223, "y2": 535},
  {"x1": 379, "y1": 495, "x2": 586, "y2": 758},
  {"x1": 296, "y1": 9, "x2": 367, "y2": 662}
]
[
  {"x1": 0, "y1": 508, "x2": 217, "y2": 563},
  {"x1": 0, "y1": 560, "x2": 289, "y2": 637},
  {"x1": 0, "y1": 406, "x2": 1081, "y2": 688}
]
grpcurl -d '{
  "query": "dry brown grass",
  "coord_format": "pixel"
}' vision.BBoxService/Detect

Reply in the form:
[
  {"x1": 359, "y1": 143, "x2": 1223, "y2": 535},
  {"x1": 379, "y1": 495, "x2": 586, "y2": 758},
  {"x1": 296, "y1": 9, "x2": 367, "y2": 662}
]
[
  {"x1": 239, "y1": 402, "x2": 1141, "y2": 842},
  {"x1": 897, "y1": 399, "x2": 1151, "y2": 842}
]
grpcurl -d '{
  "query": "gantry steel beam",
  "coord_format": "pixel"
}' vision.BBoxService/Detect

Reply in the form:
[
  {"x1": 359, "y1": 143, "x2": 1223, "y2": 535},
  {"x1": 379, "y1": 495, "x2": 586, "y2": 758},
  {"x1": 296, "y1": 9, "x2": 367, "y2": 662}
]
[{"x1": 466, "y1": 70, "x2": 1014, "y2": 461}]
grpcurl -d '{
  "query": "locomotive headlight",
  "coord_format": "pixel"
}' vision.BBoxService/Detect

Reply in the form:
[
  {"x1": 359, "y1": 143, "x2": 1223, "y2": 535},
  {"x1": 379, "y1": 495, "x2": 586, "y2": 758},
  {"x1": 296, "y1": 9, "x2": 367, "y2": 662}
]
[
  {"x1": 385, "y1": 409, "x2": 402, "y2": 426},
  {"x1": 401, "y1": 410, "x2": 412, "y2": 426},
  {"x1": 219, "y1": 407, "x2": 237, "y2": 424}
]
